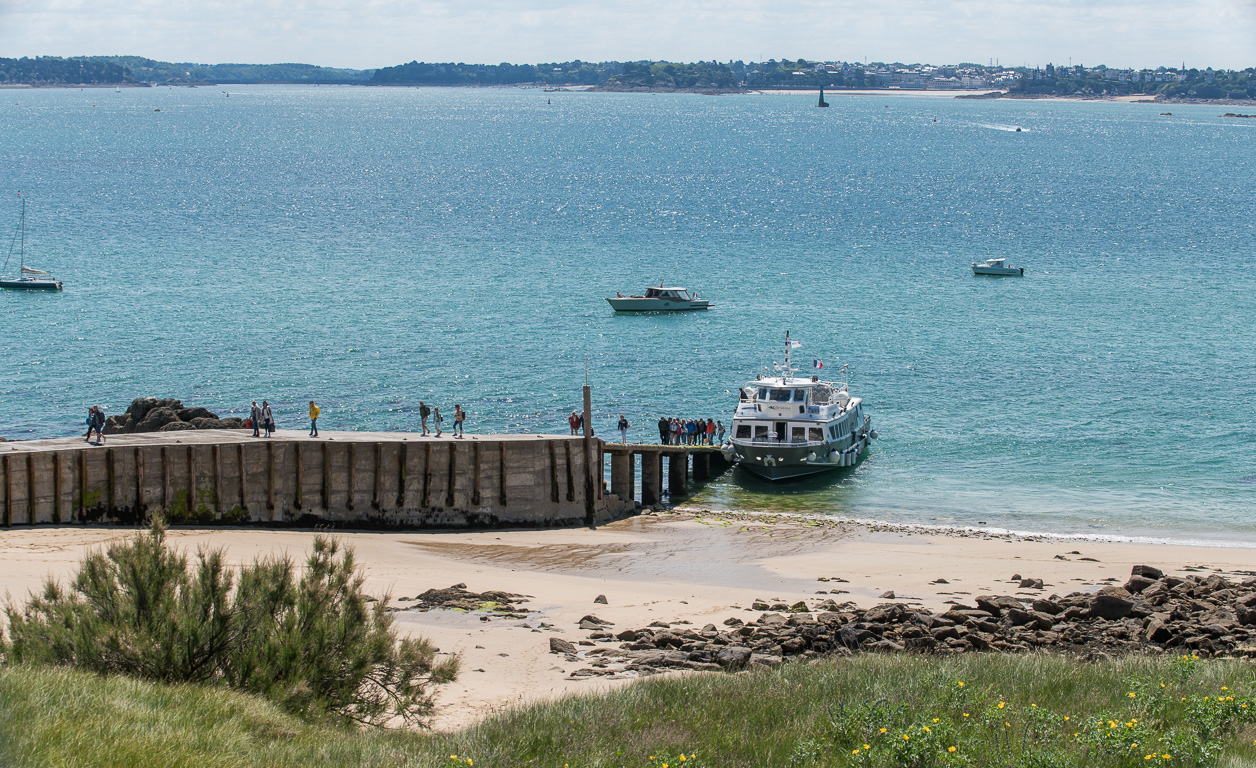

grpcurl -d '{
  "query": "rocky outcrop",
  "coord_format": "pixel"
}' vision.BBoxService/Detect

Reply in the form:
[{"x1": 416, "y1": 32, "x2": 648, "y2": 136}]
[
  {"x1": 103, "y1": 398, "x2": 245, "y2": 434},
  {"x1": 559, "y1": 566, "x2": 1256, "y2": 679}
]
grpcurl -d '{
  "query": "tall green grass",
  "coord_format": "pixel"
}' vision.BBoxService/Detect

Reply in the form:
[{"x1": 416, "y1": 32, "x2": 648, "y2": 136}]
[{"x1": 5, "y1": 654, "x2": 1256, "y2": 767}]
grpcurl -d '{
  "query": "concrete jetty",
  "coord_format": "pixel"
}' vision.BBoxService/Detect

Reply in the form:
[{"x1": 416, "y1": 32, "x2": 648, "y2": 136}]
[{"x1": 0, "y1": 431, "x2": 729, "y2": 529}]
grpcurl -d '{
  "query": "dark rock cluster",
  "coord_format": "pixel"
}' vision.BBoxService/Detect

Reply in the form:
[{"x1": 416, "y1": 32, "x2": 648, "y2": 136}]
[
  {"x1": 103, "y1": 398, "x2": 245, "y2": 434},
  {"x1": 558, "y1": 565, "x2": 1256, "y2": 679},
  {"x1": 395, "y1": 583, "x2": 532, "y2": 618}
]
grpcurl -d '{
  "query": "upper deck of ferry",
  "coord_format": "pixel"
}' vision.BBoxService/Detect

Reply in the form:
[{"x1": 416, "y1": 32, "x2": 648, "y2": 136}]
[{"x1": 735, "y1": 375, "x2": 857, "y2": 421}]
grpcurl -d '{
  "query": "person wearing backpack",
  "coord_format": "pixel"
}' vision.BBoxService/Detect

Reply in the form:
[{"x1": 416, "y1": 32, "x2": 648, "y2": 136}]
[
  {"x1": 91, "y1": 406, "x2": 106, "y2": 445},
  {"x1": 433, "y1": 406, "x2": 444, "y2": 437},
  {"x1": 453, "y1": 404, "x2": 466, "y2": 438},
  {"x1": 419, "y1": 401, "x2": 431, "y2": 435},
  {"x1": 262, "y1": 401, "x2": 274, "y2": 437}
]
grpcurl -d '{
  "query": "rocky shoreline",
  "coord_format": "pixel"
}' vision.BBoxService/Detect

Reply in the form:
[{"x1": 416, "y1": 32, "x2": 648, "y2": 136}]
[
  {"x1": 540, "y1": 564, "x2": 1256, "y2": 680},
  {"x1": 102, "y1": 397, "x2": 245, "y2": 434}
]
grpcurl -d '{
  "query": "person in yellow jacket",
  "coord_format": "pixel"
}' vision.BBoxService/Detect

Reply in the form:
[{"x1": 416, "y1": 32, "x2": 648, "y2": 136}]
[{"x1": 309, "y1": 401, "x2": 320, "y2": 437}]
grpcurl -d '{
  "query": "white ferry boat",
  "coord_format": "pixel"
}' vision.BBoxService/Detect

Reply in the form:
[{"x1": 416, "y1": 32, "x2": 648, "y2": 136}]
[{"x1": 721, "y1": 333, "x2": 876, "y2": 480}]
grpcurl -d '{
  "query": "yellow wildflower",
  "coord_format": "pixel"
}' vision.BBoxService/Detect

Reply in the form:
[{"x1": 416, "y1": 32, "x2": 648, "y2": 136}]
[
  {"x1": 880, "y1": 728, "x2": 887, "y2": 733},
  {"x1": 1129, "y1": 692, "x2": 1137, "y2": 698},
  {"x1": 923, "y1": 726, "x2": 931, "y2": 733},
  {"x1": 933, "y1": 718, "x2": 940, "y2": 723},
  {"x1": 851, "y1": 750, "x2": 860, "y2": 756},
  {"x1": 679, "y1": 758, "x2": 686, "y2": 763},
  {"x1": 998, "y1": 701, "x2": 1005, "y2": 709},
  {"x1": 903, "y1": 735, "x2": 910, "y2": 741},
  {"x1": 957, "y1": 681, "x2": 964, "y2": 687},
  {"x1": 963, "y1": 713, "x2": 969, "y2": 718},
  {"x1": 1064, "y1": 716, "x2": 1070, "y2": 721},
  {"x1": 863, "y1": 744, "x2": 870, "y2": 750},
  {"x1": 949, "y1": 747, "x2": 957, "y2": 753}
]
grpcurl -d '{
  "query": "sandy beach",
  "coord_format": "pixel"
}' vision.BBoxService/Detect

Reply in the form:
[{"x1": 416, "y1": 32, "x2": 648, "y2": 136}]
[{"x1": 3, "y1": 513, "x2": 1254, "y2": 731}]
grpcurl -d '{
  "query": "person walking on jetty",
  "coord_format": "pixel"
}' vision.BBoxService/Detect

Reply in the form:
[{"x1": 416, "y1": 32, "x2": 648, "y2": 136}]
[
  {"x1": 308, "y1": 401, "x2": 320, "y2": 437},
  {"x1": 433, "y1": 406, "x2": 444, "y2": 437},
  {"x1": 85, "y1": 406, "x2": 96, "y2": 443},
  {"x1": 669, "y1": 417, "x2": 680, "y2": 445},
  {"x1": 250, "y1": 401, "x2": 262, "y2": 437},
  {"x1": 262, "y1": 401, "x2": 274, "y2": 437},
  {"x1": 617, "y1": 415, "x2": 630, "y2": 444},
  {"x1": 717, "y1": 420, "x2": 726, "y2": 445},
  {"x1": 453, "y1": 405, "x2": 466, "y2": 438},
  {"x1": 706, "y1": 418, "x2": 716, "y2": 445},
  {"x1": 90, "y1": 406, "x2": 106, "y2": 445},
  {"x1": 568, "y1": 410, "x2": 581, "y2": 436},
  {"x1": 419, "y1": 401, "x2": 431, "y2": 436}
]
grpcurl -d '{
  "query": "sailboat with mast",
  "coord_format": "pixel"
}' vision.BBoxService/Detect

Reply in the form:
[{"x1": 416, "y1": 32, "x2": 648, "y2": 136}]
[{"x1": 1, "y1": 194, "x2": 63, "y2": 292}]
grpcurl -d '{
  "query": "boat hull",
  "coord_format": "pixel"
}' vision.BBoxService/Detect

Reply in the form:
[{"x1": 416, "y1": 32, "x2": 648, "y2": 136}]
[
  {"x1": 607, "y1": 297, "x2": 711, "y2": 311},
  {"x1": 972, "y1": 266, "x2": 1023, "y2": 277},
  {"x1": 730, "y1": 438, "x2": 869, "y2": 481},
  {"x1": 0, "y1": 278, "x2": 62, "y2": 291}
]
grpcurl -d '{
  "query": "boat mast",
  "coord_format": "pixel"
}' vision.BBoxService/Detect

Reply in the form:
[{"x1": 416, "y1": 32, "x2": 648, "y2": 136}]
[
  {"x1": 783, "y1": 330, "x2": 791, "y2": 383},
  {"x1": 18, "y1": 194, "x2": 24, "y2": 272}
]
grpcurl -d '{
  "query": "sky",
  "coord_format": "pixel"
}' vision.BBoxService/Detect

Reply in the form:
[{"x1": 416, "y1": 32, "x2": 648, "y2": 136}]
[{"x1": 0, "y1": 0, "x2": 1253, "y2": 70}]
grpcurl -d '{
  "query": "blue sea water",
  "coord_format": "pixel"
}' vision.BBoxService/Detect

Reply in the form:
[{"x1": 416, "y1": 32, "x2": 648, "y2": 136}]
[{"x1": 1, "y1": 85, "x2": 1253, "y2": 543}]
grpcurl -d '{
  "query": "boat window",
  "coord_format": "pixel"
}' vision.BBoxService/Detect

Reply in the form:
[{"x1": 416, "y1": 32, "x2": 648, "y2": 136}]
[
  {"x1": 753, "y1": 425, "x2": 769, "y2": 439},
  {"x1": 769, "y1": 389, "x2": 792, "y2": 402},
  {"x1": 758, "y1": 387, "x2": 768, "y2": 400},
  {"x1": 791, "y1": 426, "x2": 807, "y2": 442},
  {"x1": 828, "y1": 425, "x2": 837, "y2": 439},
  {"x1": 735, "y1": 425, "x2": 751, "y2": 439},
  {"x1": 808, "y1": 427, "x2": 824, "y2": 442},
  {"x1": 794, "y1": 389, "x2": 807, "y2": 402}
]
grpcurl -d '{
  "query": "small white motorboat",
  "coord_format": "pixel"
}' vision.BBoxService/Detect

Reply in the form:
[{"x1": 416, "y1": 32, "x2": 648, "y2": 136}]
[
  {"x1": 972, "y1": 258, "x2": 1024, "y2": 277},
  {"x1": 607, "y1": 284, "x2": 711, "y2": 312}
]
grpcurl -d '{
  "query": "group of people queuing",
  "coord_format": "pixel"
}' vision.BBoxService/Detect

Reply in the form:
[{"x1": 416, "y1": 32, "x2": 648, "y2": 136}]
[
  {"x1": 419, "y1": 401, "x2": 467, "y2": 438},
  {"x1": 658, "y1": 416, "x2": 724, "y2": 446}
]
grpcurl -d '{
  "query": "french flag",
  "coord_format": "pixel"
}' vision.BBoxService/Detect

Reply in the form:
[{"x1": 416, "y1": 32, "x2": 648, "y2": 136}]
[{"x1": 813, "y1": 359, "x2": 823, "y2": 369}]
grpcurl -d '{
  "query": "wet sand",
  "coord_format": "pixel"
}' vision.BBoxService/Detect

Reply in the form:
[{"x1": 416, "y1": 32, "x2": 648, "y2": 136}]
[{"x1": 2, "y1": 513, "x2": 1254, "y2": 730}]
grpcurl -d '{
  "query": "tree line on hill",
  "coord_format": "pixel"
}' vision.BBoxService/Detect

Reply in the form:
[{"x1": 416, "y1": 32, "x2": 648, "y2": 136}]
[{"x1": 1, "y1": 55, "x2": 1251, "y2": 101}]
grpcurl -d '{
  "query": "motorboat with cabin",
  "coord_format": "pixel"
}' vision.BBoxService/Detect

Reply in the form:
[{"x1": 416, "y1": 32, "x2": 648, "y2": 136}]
[
  {"x1": 971, "y1": 258, "x2": 1024, "y2": 277},
  {"x1": 1, "y1": 195, "x2": 63, "y2": 292},
  {"x1": 721, "y1": 332, "x2": 877, "y2": 480},
  {"x1": 607, "y1": 284, "x2": 711, "y2": 312}
]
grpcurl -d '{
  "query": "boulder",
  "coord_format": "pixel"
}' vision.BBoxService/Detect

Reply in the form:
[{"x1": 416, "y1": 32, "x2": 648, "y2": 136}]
[
  {"x1": 1090, "y1": 586, "x2": 1135, "y2": 620},
  {"x1": 594, "y1": 594, "x2": 608, "y2": 604},
  {"x1": 976, "y1": 595, "x2": 1024, "y2": 617},
  {"x1": 548, "y1": 638, "x2": 577, "y2": 655},
  {"x1": 177, "y1": 407, "x2": 217, "y2": 421},
  {"x1": 157, "y1": 421, "x2": 199, "y2": 432},
  {"x1": 1131, "y1": 565, "x2": 1164, "y2": 580},
  {"x1": 1018, "y1": 578, "x2": 1045, "y2": 590},
  {"x1": 136, "y1": 407, "x2": 181, "y2": 432},
  {"x1": 1032, "y1": 599, "x2": 1063, "y2": 615},
  {"x1": 1124, "y1": 575, "x2": 1157, "y2": 594},
  {"x1": 714, "y1": 646, "x2": 752, "y2": 669}
]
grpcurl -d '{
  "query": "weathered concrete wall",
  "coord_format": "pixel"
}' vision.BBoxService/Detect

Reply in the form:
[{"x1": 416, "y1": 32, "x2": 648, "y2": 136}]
[{"x1": 0, "y1": 431, "x2": 635, "y2": 529}]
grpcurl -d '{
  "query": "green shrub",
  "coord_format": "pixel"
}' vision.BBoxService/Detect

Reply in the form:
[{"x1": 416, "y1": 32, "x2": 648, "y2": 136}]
[{"x1": 0, "y1": 521, "x2": 457, "y2": 728}]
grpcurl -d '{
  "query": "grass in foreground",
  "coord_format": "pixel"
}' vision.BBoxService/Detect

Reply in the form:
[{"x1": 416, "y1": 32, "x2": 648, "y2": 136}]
[{"x1": 4, "y1": 654, "x2": 1256, "y2": 767}]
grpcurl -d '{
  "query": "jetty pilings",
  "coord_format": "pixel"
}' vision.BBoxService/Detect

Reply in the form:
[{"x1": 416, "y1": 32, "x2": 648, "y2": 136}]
[{"x1": 601, "y1": 444, "x2": 730, "y2": 507}]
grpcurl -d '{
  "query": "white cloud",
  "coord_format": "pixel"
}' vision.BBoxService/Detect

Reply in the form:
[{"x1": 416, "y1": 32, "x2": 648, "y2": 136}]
[{"x1": 0, "y1": 0, "x2": 1251, "y2": 69}]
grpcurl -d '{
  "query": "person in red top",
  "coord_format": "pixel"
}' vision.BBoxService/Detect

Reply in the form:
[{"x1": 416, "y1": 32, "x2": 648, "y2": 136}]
[
  {"x1": 705, "y1": 418, "x2": 716, "y2": 445},
  {"x1": 568, "y1": 410, "x2": 581, "y2": 435}
]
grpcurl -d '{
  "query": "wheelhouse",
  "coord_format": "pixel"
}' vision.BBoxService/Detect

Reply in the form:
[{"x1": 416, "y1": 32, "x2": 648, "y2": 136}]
[{"x1": 644, "y1": 286, "x2": 694, "y2": 301}]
